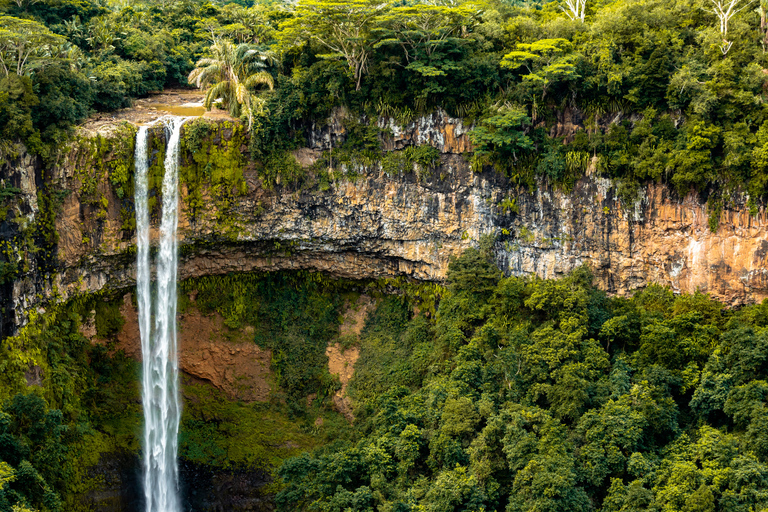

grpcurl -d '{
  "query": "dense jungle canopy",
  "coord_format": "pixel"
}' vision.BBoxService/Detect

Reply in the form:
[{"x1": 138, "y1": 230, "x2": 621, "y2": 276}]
[{"x1": 3, "y1": 0, "x2": 768, "y2": 202}]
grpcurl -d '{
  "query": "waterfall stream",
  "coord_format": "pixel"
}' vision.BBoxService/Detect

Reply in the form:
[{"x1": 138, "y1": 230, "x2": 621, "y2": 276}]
[{"x1": 135, "y1": 117, "x2": 185, "y2": 512}]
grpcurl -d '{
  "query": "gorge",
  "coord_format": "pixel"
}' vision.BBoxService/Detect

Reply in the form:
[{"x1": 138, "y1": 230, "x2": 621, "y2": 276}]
[
  {"x1": 2, "y1": 110, "x2": 768, "y2": 512},
  {"x1": 6, "y1": 0, "x2": 768, "y2": 507}
]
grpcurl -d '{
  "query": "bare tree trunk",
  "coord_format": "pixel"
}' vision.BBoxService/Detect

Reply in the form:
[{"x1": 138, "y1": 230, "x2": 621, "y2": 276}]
[{"x1": 761, "y1": 4, "x2": 768, "y2": 52}]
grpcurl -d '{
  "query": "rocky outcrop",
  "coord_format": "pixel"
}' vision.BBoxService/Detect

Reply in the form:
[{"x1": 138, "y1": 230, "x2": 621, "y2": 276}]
[
  {"x1": 5, "y1": 111, "x2": 768, "y2": 333},
  {"x1": 500, "y1": 177, "x2": 768, "y2": 304},
  {"x1": 308, "y1": 107, "x2": 473, "y2": 153},
  {"x1": 0, "y1": 148, "x2": 41, "y2": 337},
  {"x1": 326, "y1": 294, "x2": 375, "y2": 419}
]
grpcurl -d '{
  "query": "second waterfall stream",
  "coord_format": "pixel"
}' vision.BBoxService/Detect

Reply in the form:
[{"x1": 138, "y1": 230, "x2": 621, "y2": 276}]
[{"x1": 135, "y1": 116, "x2": 185, "y2": 512}]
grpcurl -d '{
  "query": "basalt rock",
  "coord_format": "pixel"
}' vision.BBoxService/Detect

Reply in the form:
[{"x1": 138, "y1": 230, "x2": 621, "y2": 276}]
[{"x1": 5, "y1": 111, "x2": 768, "y2": 334}]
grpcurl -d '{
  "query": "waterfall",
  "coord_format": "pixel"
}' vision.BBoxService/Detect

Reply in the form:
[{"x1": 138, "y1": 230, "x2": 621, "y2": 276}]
[{"x1": 135, "y1": 117, "x2": 185, "y2": 512}]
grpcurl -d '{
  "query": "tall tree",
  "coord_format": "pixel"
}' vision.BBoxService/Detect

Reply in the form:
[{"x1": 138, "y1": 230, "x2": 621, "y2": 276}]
[
  {"x1": 501, "y1": 38, "x2": 580, "y2": 100},
  {"x1": 0, "y1": 16, "x2": 67, "y2": 77},
  {"x1": 374, "y1": 4, "x2": 479, "y2": 66},
  {"x1": 710, "y1": 0, "x2": 754, "y2": 54},
  {"x1": 188, "y1": 39, "x2": 275, "y2": 128},
  {"x1": 280, "y1": 0, "x2": 387, "y2": 91},
  {"x1": 562, "y1": 0, "x2": 587, "y2": 22}
]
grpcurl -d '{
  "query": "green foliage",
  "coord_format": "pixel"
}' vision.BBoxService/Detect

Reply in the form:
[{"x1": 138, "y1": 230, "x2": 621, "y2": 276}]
[
  {"x1": 349, "y1": 297, "x2": 420, "y2": 408},
  {"x1": 381, "y1": 145, "x2": 440, "y2": 179},
  {"x1": 279, "y1": 0, "x2": 387, "y2": 91},
  {"x1": 2, "y1": 246, "x2": 768, "y2": 512},
  {"x1": 179, "y1": 119, "x2": 248, "y2": 225},
  {"x1": 0, "y1": 75, "x2": 37, "y2": 147},
  {"x1": 181, "y1": 272, "x2": 344, "y2": 406},
  {"x1": 669, "y1": 122, "x2": 721, "y2": 196},
  {"x1": 501, "y1": 38, "x2": 579, "y2": 99},
  {"x1": 0, "y1": 16, "x2": 67, "y2": 77},
  {"x1": 3, "y1": 0, "x2": 768, "y2": 202},
  {"x1": 277, "y1": 248, "x2": 768, "y2": 512},
  {"x1": 179, "y1": 381, "x2": 336, "y2": 469},
  {"x1": 30, "y1": 65, "x2": 94, "y2": 134},
  {"x1": 90, "y1": 58, "x2": 162, "y2": 111},
  {"x1": 258, "y1": 151, "x2": 306, "y2": 190},
  {"x1": 469, "y1": 106, "x2": 534, "y2": 168},
  {"x1": 0, "y1": 294, "x2": 145, "y2": 510},
  {"x1": 93, "y1": 298, "x2": 125, "y2": 339},
  {"x1": 0, "y1": 393, "x2": 71, "y2": 512},
  {"x1": 10, "y1": 1, "x2": 768, "y2": 507},
  {"x1": 188, "y1": 39, "x2": 275, "y2": 128}
]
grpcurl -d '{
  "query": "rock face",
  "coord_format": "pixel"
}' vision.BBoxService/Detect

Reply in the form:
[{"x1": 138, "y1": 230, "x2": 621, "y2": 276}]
[
  {"x1": 0, "y1": 148, "x2": 41, "y2": 338},
  {"x1": 84, "y1": 294, "x2": 272, "y2": 402},
  {"x1": 326, "y1": 294, "x2": 375, "y2": 420},
  {"x1": 5, "y1": 111, "x2": 768, "y2": 333},
  {"x1": 499, "y1": 177, "x2": 768, "y2": 304}
]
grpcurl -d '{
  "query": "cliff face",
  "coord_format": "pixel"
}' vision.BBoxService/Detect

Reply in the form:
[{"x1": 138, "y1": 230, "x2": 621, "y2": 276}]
[
  {"x1": 5, "y1": 111, "x2": 768, "y2": 332},
  {"x1": 504, "y1": 176, "x2": 768, "y2": 303}
]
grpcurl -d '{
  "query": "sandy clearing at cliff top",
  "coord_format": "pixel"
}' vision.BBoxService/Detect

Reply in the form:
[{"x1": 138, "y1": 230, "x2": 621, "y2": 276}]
[{"x1": 78, "y1": 88, "x2": 237, "y2": 137}]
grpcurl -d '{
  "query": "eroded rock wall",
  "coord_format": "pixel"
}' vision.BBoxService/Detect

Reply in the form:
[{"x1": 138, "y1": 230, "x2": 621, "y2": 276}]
[{"x1": 6, "y1": 112, "x2": 768, "y2": 332}]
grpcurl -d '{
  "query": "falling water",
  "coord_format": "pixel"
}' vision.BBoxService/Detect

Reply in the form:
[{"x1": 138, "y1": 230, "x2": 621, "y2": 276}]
[{"x1": 135, "y1": 117, "x2": 185, "y2": 512}]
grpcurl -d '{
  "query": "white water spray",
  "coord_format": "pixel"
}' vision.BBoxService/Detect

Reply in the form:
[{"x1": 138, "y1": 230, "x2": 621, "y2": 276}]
[{"x1": 135, "y1": 117, "x2": 185, "y2": 512}]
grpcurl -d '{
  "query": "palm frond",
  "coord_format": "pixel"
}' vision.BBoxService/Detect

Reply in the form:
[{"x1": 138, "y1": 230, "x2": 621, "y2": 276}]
[
  {"x1": 189, "y1": 39, "x2": 278, "y2": 124},
  {"x1": 244, "y1": 70, "x2": 274, "y2": 90},
  {"x1": 204, "y1": 81, "x2": 231, "y2": 109},
  {"x1": 235, "y1": 82, "x2": 248, "y2": 104}
]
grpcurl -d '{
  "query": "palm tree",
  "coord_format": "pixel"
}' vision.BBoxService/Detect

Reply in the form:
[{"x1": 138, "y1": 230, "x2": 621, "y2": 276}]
[{"x1": 188, "y1": 39, "x2": 275, "y2": 128}]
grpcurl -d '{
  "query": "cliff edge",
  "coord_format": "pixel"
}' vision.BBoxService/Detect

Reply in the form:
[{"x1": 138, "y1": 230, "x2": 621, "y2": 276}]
[{"x1": 2, "y1": 111, "x2": 767, "y2": 334}]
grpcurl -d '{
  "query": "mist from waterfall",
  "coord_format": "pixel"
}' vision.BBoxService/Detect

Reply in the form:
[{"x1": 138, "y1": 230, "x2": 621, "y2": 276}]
[{"x1": 135, "y1": 117, "x2": 185, "y2": 512}]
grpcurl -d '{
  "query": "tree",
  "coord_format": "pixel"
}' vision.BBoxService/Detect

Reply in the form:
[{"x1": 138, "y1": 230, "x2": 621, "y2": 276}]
[
  {"x1": 374, "y1": 4, "x2": 478, "y2": 67},
  {"x1": 188, "y1": 39, "x2": 275, "y2": 129},
  {"x1": 750, "y1": 120, "x2": 768, "y2": 196},
  {"x1": 86, "y1": 16, "x2": 121, "y2": 55},
  {"x1": 710, "y1": 0, "x2": 754, "y2": 54},
  {"x1": 218, "y1": 5, "x2": 276, "y2": 44},
  {"x1": 10, "y1": 0, "x2": 40, "y2": 13},
  {"x1": 280, "y1": 0, "x2": 386, "y2": 91},
  {"x1": 0, "y1": 16, "x2": 67, "y2": 77},
  {"x1": 561, "y1": 0, "x2": 587, "y2": 22},
  {"x1": 469, "y1": 105, "x2": 534, "y2": 163},
  {"x1": 758, "y1": 0, "x2": 768, "y2": 51},
  {"x1": 504, "y1": 410, "x2": 592, "y2": 512},
  {"x1": 668, "y1": 121, "x2": 720, "y2": 194},
  {"x1": 501, "y1": 38, "x2": 580, "y2": 100},
  {"x1": 0, "y1": 462, "x2": 14, "y2": 490}
]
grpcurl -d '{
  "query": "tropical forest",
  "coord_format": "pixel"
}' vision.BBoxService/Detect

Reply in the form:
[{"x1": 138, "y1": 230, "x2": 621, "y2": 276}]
[{"x1": 1, "y1": 0, "x2": 768, "y2": 510}]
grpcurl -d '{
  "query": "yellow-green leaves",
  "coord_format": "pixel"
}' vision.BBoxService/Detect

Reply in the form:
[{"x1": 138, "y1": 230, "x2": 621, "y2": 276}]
[
  {"x1": 469, "y1": 105, "x2": 533, "y2": 163},
  {"x1": 188, "y1": 40, "x2": 275, "y2": 128},
  {"x1": 501, "y1": 38, "x2": 579, "y2": 98},
  {"x1": 0, "y1": 16, "x2": 67, "y2": 77},
  {"x1": 374, "y1": 3, "x2": 480, "y2": 63},
  {"x1": 0, "y1": 461, "x2": 14, "y2": 490}
]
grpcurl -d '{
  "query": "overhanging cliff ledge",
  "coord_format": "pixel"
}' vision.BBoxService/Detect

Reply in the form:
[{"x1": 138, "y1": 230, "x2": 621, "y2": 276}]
[{"x1": 3, "y1": 112, "x2": 768, "y2": 333}]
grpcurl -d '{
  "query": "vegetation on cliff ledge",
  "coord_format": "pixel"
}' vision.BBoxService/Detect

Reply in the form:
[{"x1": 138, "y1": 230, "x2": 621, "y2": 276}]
[{"x1": 2, "y1": 0, "x2": 768, "y2": 508}]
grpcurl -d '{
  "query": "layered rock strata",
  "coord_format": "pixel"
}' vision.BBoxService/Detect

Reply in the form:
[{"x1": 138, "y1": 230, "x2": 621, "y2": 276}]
[{"x1": 4, "y1": 111, "x2": 768, "y2": 333}]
